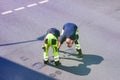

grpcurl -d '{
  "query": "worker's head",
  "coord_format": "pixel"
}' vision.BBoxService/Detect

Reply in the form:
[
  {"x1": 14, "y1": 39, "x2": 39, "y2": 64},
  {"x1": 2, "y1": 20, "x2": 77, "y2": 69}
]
[{"x1": 65, "y1": 38, "x2": 74, "y2": 48}]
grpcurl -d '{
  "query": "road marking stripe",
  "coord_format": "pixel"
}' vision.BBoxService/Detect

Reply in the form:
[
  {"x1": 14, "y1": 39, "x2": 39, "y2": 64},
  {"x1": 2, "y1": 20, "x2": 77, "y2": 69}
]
[
  {"x1": 14, "y1": 7, "x2": 25, "y2": 11},
  {"x1": 1, "y1": 10, "x2": 13, "y2": 15},
  {"x1": 27, "y1": 3, "x2": 38, "y2": 8},
  {"x1": 1, "y1": 0, "x2": 49, "y2": 15},
  {"x1": 38, "y1": 0, "x2": 48, "y2": 4}
]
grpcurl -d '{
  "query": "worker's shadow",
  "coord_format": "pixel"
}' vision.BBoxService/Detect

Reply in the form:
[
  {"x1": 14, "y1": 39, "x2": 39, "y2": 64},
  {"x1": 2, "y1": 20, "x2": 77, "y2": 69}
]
[
  {"x1": 0, "y1": 35, "x2": 45, "y2": 46},
  {"x1": 55, "y1": 49, "x2": 104, "y2": 76}
]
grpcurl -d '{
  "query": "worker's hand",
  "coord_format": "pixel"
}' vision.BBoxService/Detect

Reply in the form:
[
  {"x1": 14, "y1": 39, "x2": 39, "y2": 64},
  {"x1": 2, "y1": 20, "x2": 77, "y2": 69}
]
[{"x1": 58, "y1": 47, "x2": 60, "y2": 52}]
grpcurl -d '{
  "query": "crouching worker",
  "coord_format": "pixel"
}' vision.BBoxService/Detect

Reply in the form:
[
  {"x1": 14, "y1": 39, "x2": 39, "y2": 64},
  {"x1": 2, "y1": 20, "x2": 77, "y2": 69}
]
[
  {"x1": 42, "y1": 28, "x2": 61, "y2": 66},
  {"x1": 58, "y1": 23, "x2": 83, "y2": 57}
]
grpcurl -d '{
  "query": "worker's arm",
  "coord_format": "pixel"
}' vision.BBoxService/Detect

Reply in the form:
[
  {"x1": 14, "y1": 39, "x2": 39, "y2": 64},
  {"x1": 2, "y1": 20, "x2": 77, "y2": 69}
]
[{"x1": 58, "y1": 38, "x2": 61, "y2": 50}]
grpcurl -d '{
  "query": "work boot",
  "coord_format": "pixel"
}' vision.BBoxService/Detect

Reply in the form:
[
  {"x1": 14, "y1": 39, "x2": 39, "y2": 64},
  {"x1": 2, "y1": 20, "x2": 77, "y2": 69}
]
[
  {"x1": 55, "y1": 61, "x2": 61, "y2": 67},
  {"x1": 44, "y1": 60, "x2": 48, "y2": 64},
  {"x1": 76, "y1": 49, "x2": 83, "y2": 58}
]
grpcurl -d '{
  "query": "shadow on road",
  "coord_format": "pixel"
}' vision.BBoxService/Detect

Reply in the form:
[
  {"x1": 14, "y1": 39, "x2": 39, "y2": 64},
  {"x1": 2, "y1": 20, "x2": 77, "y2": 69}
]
[
  {"x1": 54, "y1": 50, "x2": 104, "y2": 75},
  {"x1": 0, "y1": 57, "x2": 55, "y2": 80},
  {"x1": 0, "y1": 35, "x2": 45, "y2": 46}
]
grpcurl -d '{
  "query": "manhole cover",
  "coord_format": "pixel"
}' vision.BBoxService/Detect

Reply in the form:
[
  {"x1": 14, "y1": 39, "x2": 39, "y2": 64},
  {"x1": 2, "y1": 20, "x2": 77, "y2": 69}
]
[
  {"x1": 32, "y1": 62, "x2": 45, "y2": 69},
  {"x1": 49, "y1": 73, "x2": 56, "y2": 78}
]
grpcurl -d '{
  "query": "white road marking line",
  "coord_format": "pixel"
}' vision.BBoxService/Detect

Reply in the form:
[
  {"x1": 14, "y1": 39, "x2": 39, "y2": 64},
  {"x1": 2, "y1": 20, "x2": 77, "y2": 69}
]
[
  {"x1": 27, "y1": 3, "x2": 38, "y2": 8},
  {"x1": 38, "y1": 0, "x2": 49, "y2": 4},
  {"x1": 1, "y1": 0, "x2": 49, "y2": 15},
  {"x1": 1, "y1": 10, "x2": 13, "y2": 15},
  {"x1": 14, "y1": 7, "x2": 25, "y2": 11}
]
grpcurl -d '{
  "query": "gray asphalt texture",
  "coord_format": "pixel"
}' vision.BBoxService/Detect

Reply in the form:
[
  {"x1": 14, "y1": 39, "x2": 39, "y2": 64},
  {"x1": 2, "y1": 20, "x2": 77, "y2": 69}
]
[{"x1": 0, "y1": 0, "x2": 120, "y2": 80}]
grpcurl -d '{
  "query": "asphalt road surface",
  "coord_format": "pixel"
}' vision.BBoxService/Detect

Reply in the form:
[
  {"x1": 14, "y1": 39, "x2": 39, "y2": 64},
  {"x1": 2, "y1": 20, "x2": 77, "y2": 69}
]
[{"x1": 0, "y1": 0, "x2": 120, "y2": 80}]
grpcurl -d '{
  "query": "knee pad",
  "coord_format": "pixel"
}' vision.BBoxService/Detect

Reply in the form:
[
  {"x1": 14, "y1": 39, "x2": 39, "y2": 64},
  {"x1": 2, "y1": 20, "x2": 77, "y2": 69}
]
[{"x1": 52, "y1": 39, "x2": 56, "y2": 45}]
